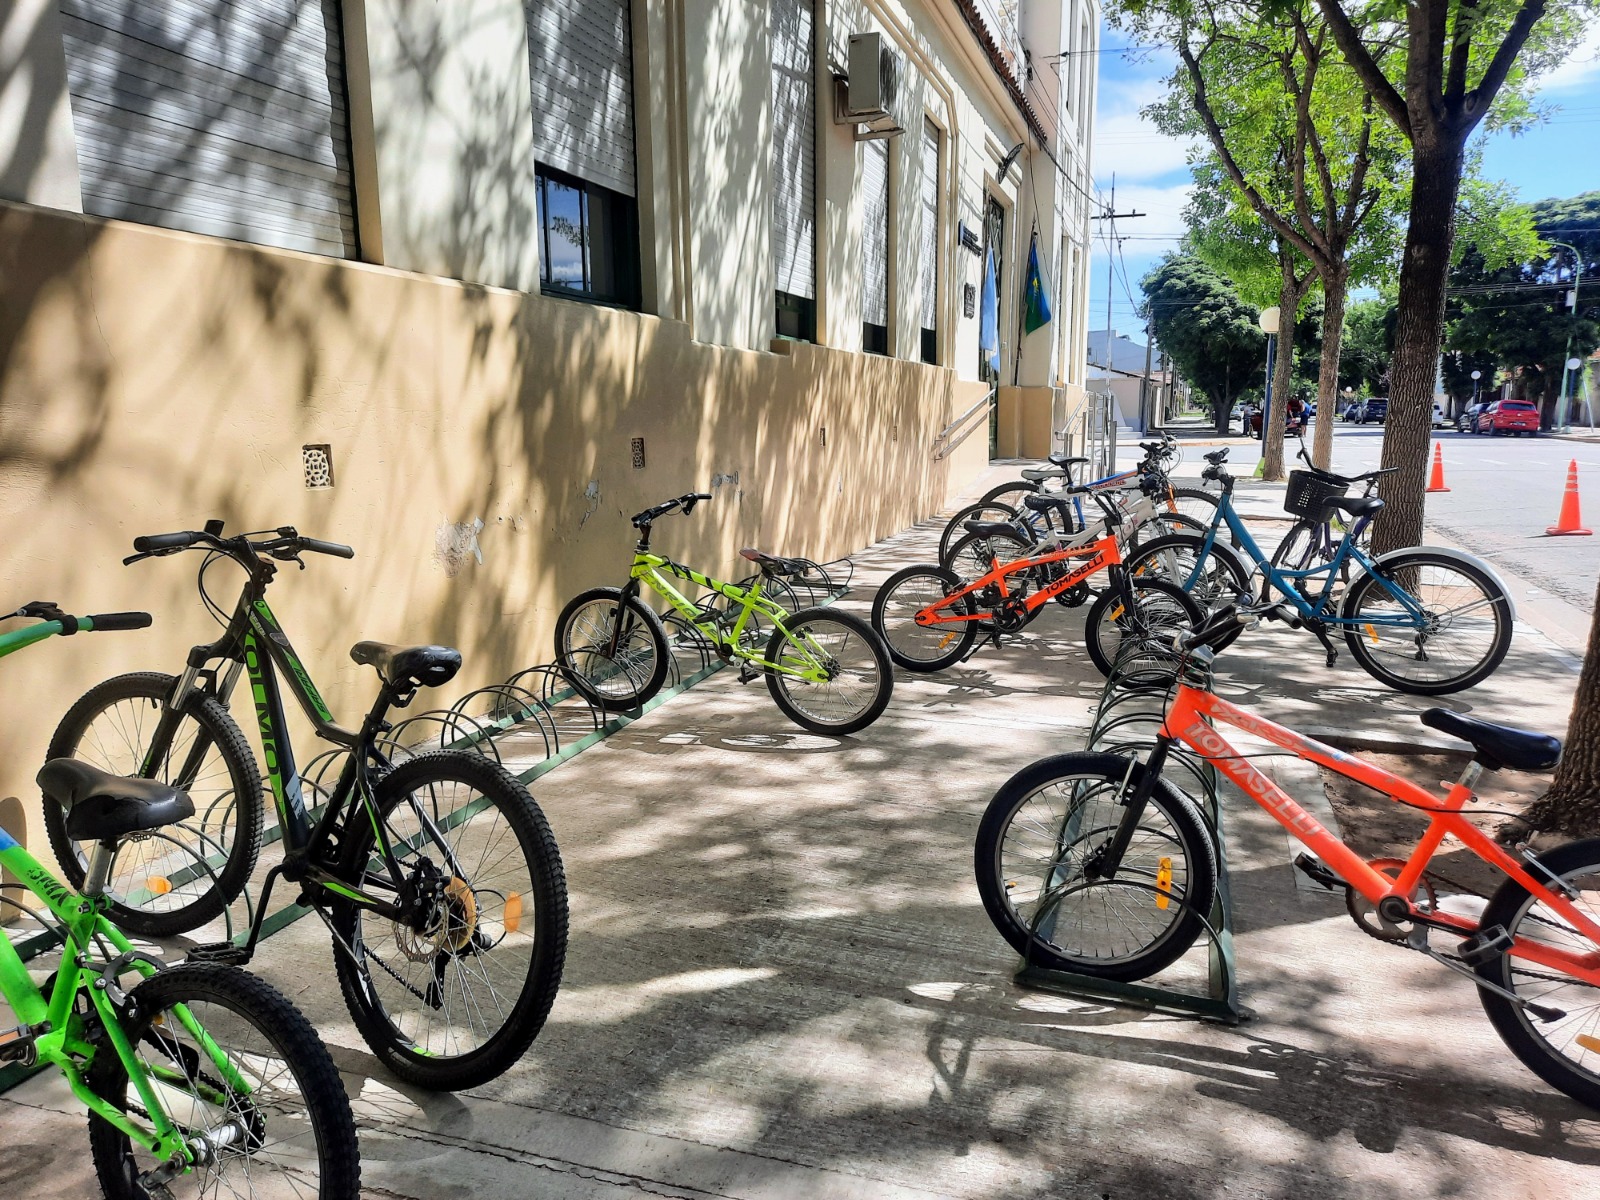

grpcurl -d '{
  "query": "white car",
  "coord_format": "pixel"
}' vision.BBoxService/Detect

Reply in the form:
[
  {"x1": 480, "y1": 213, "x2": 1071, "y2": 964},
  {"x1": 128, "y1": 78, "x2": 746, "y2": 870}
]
[{"x1": 1432, "y1": 402, "x2": 1448, "y2": 428}]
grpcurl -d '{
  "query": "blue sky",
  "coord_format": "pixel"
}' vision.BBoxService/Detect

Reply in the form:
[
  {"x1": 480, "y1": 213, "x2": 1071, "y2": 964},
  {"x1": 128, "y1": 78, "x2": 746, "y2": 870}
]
[{"x1": 1086, "y1": 24, "x2": 1600, "y2": 346}]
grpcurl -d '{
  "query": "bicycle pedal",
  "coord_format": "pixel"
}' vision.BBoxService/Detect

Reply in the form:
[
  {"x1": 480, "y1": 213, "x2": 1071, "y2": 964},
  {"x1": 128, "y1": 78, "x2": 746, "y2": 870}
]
[
  {"x1": 183, "y1": 941, "x2": 250, "y2": 965},
  {"x1": 1456, "y1": 924, "x2": 1512, "y2": 966},
  {"x1": 737, "y1": 665, "x2": 761, "y2": 684},
  {"x1": 1293, "y1": 852, "x2": 1342, "y2": 891}
]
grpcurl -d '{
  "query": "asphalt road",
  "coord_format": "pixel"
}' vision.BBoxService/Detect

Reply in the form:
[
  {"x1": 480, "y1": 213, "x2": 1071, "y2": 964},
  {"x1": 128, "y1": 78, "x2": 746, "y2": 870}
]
[{"x1": 1170, "y1": 424, "x2": 1600, "y2": 613}]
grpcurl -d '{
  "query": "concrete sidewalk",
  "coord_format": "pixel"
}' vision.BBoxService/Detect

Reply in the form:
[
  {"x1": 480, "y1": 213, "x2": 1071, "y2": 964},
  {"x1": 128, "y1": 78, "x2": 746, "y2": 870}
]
[{"x1": 4, "y1": 470, "x2": 1596, "y2": 1199}]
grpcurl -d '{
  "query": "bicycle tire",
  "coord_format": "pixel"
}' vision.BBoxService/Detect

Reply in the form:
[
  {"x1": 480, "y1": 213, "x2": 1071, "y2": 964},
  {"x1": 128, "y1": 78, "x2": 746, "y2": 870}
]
[
  {"x1": 1474, "y1": 838, "x2": 1600, "y2": 1109},
  {"x1": 764, "y1": 608, "x2": 892, "y2": 734},
  {"x1": 1123, "y1": 533, "x2": 1254, "y2": 653},
  {"x1": 89, "y1": 963, "x2": 361, "y2": 1200},
  {"x1": 944, "y1": 527, "x2": 1036, "y2": 584},
  {"x1": 331, "y1": 750, "x2": 568, "y2": 1090},
  {"x1": 979, "y1": 479, "x2": 1041, "y2": 508},
  {"x1": 938, "y1": 501, "x2": 1024, "y2": 564},
  {"x1": 554, "y1": 587, "x2": 669, "y2": 710},
  {"x1": 1082, "y1": 577, "x2": 1205, "y2": 677},
  {"x1": 1340, "y1": 550, "x2": 1512, "y2": 695},
  {"x1": 871, "y1": 564, "x2": 978, "y2": 672},
  {"x1": 974, "y1": 752, "x2": 1218, "y2": 980},
  {"x1": 1126, "y1": 509, "x2": 1209, "y2": 551},
  {"x1": 44, "y1": 672, "x2": 262, "y2": 938}
]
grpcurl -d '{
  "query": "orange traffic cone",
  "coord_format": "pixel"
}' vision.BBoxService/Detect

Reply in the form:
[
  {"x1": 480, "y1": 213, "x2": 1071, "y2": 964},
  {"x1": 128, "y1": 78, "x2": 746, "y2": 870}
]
[
  {"x1": 1545, "y1": 460, "x2": 1593, "y2": 536},
  {"x1": 1426, "y1": 443, "x2": 1450, "y2": 492}
]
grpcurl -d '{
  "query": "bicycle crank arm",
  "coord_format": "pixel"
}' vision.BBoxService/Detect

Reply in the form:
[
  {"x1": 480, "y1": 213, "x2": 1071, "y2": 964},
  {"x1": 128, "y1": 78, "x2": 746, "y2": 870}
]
[
  {"x1": 1307, "y1": 621, "x2": 1339, "y2": 668},
  {"x1": 1407, "y1": 927, "x2": 1567, "y2": 1023}
]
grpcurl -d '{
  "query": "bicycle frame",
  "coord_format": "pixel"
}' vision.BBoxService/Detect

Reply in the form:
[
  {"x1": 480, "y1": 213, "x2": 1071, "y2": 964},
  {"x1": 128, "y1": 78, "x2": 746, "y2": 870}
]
[
  {"x1": 918, "y1": 533, "x2": 1125, "y2": 626},
  {"x1": 1157, "y1": 685, "x2": 1600, "y2": 986},
  {"x1": 1181, "y1": 486, "x2": 1427, "y2": 630},
  {"x1": 627, "y1": 552, "x2": 832, "y2": 683},
  {"x1": 0, "y1": 830, "x2": 248, "y2": 1161}
]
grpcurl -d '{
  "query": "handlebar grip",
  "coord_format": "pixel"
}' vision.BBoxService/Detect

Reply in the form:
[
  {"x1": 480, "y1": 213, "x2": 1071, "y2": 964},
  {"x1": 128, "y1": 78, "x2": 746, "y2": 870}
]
[
  {"x1": 300, "y1": 537, "x2": 355, "y2": 559},
  {"x1": 691, "y1": 492, "x2": 713, "y2": 501},
  {"x1": 132, "y1": 531, "x2": 201, "y2": 554},
  {"x1": 86, "y1": 611, "x2": 153, "y2": 632}
]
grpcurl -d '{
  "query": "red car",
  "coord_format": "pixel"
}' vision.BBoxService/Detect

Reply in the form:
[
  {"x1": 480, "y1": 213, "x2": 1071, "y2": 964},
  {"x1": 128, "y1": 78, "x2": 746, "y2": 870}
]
[{"x1": 1476, "y1": 400, "x2": 1541, "y2": 436}]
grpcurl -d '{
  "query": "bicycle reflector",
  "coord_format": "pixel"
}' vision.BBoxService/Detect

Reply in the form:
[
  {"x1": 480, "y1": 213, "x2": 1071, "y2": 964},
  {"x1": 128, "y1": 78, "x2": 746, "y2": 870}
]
[
  {"x1": 504, "y1": 891, "x2": 523, "y2": 934},
  {"x1": 1156, "y1": 857, "x2": 1173, "y2": 910},
  {"x1": 147, "y1": 876, "x2": 173, "y2": 896}
]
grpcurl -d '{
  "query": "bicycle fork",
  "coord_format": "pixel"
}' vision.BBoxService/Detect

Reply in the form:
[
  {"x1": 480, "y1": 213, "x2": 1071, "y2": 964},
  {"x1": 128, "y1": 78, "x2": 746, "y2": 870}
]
[{"x1": 1084, "y1": 737, "x2": 1175, "y2": 882}]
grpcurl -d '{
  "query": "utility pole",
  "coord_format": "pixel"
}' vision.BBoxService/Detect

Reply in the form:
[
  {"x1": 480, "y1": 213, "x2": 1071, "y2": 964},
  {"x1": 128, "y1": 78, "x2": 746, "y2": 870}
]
[
  {"x1": 1551, "y1": 240, "x2": 1584, "y2": 432},
  {"x1": 1089, "y1": 174, "x2": 1144, "y2": 453},
  {"x1": 1140, "y1": 326, "x2": 1155, "y2": 432}
]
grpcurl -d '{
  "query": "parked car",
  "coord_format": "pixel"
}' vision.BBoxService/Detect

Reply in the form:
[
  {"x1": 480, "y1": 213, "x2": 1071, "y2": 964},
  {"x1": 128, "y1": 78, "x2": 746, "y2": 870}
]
[
  {"x1": 1356, "y1": 397, "x2": 1388, "y2": 424},
  {"x1": 1477, "y1": 399, "x2": 1541, "y2": 436},
  {"x1": 1432, "y1": 402, "x2": 1449, "y2": 428},
  {"x1": 1341, "y1": 398, "x2": 1365, "y2": 421},
  {"x1": 1457, "y1": 402, "x2": 1486, "y2": 433}
]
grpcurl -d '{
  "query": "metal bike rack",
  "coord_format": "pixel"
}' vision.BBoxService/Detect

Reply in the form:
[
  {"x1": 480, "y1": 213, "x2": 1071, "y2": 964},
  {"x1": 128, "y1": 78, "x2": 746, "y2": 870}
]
[{"x1": 1013, "y1": 636, "x2": 1247, "y2": 1024}]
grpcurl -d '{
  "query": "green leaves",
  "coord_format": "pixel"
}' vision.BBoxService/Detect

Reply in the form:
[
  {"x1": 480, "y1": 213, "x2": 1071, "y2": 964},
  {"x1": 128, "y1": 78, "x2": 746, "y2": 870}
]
[{"x1": 1140, "y1": 253, "x2": 1268, "y2": 417}]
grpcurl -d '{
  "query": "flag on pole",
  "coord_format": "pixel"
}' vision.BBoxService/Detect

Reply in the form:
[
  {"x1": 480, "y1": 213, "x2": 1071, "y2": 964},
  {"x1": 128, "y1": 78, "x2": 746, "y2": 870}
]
[
  {"x1": 979, "y1": 249, "x2": 1000, "y2": 373},
  {"x1": 1023, "y1": 233, "x2": 1052, "y2": 333}
]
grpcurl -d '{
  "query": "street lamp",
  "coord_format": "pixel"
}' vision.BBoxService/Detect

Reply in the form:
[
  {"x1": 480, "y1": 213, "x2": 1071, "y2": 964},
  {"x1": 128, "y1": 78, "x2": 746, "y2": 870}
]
[
  {"x1": 1471, "y1": 368, "x2": 1481, "y2": 410},
  {"x1": 1548, "y1": 241, "x2": 1584, "y2": 432},
  {"x1": 1258, "y1": 306, "x2": 1280, "y2": 441}
]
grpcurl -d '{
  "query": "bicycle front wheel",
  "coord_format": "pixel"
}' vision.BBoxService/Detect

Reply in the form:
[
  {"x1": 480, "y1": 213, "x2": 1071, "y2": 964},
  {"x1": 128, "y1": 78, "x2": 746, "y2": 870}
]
[
  {"x1": 1083, "y1": 577, "x2": 1205, "y2": 677},
  {"x1": 554, "y1": 587, "x2": 669, "y2": 710},
  {"x1": 1475, "y1": 839, "x2": 1600, "y2": 1109},
  {"x1": 332, "y1": 751, "x2": 568, "y2": 1090},
  {"x1": 89, "y1": 963, "x2": 360, "y2": 1200},
  {"x1": 938, "y1": 501, "x2": 1023, "y2": 564},
  {"x1": 45, "y1": 672, "x2": 262, "y2": 937},
  {"x1": 974, "y1": 753, "x2": 1217, "y2": 980},
  {"x1": 764, "y1": 608, "x2": 892, "y2": 734},
  {"x1": 871, "y1": 565, "x2": 979, "y2": 672},
  {"x1": 1340, "y1": 550, "x2": 1513, "y2": 694}
]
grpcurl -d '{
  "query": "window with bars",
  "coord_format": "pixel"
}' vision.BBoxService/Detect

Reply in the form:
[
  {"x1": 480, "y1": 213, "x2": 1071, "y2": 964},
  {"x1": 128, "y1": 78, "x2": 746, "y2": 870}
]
[
  {"x1": 862, "y1": 137, "x2": 890, "y2": 356},
  {"x1": 920, "y1": 120, "x2": 940, "y2": 365}
]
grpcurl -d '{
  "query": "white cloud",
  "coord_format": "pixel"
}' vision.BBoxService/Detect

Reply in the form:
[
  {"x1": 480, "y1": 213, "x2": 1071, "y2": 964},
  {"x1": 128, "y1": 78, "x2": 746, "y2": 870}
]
[{"x1": 1536, "y1": 24, "x2": 1600, "y2": 93}]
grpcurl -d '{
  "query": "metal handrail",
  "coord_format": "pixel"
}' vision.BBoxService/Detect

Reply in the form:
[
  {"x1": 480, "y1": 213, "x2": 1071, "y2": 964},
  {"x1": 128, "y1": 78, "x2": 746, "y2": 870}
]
[{"x1": 933, "y1": 387, "x2": 996, "y2": 460}]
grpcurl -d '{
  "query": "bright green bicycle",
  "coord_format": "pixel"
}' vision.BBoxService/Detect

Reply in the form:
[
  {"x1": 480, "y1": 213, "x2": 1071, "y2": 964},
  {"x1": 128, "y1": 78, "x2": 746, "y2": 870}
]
[
  {"x1": 553, "y1": 491, "x2": 893, "y2": 735},
  {"x1": 1, "y1": 601, "x2": 359, "y2": 1199}
]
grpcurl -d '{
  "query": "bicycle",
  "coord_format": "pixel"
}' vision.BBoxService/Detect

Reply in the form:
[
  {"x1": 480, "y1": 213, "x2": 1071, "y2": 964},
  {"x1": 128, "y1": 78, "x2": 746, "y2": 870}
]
[
  {"x1": 2, "y1": 601, "x2": 360, "y2": 1197},
  {"x1": 1122, "y1": 450, "x2": 1513, "y2": 694},
  {"x1": 974, "y1": 601, "x2": 1600, "y2": 1109},
  {"x1": 42, "y1": 523, "x2": 569, "y2": 1090},
  {"x1": 553, "y1": 491, "x2": 893, "y2": 735},
  {"x1": 871, "y1": 487, "x2": 1205, "y2": 676}
]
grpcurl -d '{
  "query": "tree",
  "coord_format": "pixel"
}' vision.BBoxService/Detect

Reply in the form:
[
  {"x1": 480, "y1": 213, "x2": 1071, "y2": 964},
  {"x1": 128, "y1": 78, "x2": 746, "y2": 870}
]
[
  {"x1": 1141, "y1": 254, "x2": 1267, "y2": 432},
  {"x1": 1128, "y1": 0, "x2": 1409, "y2": 477},
  {"x1": 1340, "y1": 296, "x2": 1396, "y2": 395},
  {"x1": 1311, "y1": 0, "x2": 1598, "y2": 553}
]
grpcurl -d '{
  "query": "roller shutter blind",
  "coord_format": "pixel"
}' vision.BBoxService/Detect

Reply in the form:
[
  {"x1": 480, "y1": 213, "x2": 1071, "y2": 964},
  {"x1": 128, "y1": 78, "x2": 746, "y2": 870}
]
[
  {"x1": 58, "y1": 0, "x2": 358, "y2": 258},
  {"x1": 862, "y1": 137, "x2": 889, "y2": 329},
  {"x1": 526, "y1": 0, "x2": 636, "y2": 197},
  {"x1": 771, "y1": 0, "x2": 815, "y2": 301},
  {"x1": 920, "y1": 120, "x2": 939, "y2": 333}
]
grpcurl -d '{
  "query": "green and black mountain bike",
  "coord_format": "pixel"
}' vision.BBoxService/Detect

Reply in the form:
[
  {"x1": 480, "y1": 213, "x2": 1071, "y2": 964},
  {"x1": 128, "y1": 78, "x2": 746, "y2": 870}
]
[{"x1": 41, "y1": 522, "x2": 568, "y2": 1090}]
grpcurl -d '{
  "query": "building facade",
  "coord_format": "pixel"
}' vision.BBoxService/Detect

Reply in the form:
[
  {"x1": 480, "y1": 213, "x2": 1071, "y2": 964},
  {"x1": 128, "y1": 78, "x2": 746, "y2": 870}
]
[{"x1": 0, "y1": 1, "x2": 1096, "y2": 823}]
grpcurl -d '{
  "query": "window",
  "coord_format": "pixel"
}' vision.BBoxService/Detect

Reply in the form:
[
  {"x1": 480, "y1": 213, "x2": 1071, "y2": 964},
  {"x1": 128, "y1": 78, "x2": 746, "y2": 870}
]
[
  {"x1": 772, "y1": 0, "x2": 817, "y2": 341},
  {"x1": 536, "y1": 165, "x2": 641, "y2": 307},
  {"x1": 920, "y1": 120, "x2": 941, "y2": 365},
  {"x1": 980, "y1": 194, "x2": 1005, "y2": 383},
  {"x1": 862, "y1": 137, "x2": 890, "y2": 356}
]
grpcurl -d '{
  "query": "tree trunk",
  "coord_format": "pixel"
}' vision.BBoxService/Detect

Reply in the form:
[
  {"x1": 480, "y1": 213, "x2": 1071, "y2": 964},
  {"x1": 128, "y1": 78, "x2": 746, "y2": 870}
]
[
  {"x1": 1214, "y1": 394, "x2": 1229, "y2": 435},
  {"x1": 1312, "y1": 270, "x2": 1348, "y2": 471},
  {"x1": 1374, "y1": 137, "x2": 1465, "y2": 554},
  {"x1": 1512, "y1": 575, "x2": 1600, "y2": 839}
]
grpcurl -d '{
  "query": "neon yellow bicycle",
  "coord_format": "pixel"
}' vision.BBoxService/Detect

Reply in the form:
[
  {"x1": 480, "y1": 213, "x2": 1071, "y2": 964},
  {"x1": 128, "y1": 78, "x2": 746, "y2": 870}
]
[{"x1": 553, "y1": 492, "x2": 893, "y2": 734}]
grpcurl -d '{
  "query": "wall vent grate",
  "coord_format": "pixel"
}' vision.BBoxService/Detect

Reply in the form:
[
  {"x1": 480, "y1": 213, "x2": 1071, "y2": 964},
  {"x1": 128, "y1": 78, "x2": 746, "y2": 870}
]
[{"x1": 303, "y1": 445, "x2": 334, "y2": 489}]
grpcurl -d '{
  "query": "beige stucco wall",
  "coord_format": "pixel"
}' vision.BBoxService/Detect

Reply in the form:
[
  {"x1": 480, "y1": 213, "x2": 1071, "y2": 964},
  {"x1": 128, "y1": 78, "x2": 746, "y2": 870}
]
[
  {"x1": 994, "y1": 385, "x2": 1057, "y2": 459},
  {"x1": 0, "y1": 200, "x2": 988, "y2": 840}
]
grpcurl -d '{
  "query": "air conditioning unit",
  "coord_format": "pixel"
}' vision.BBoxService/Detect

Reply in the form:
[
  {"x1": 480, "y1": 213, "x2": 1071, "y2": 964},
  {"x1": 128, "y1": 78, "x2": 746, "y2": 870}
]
[{"x1": 835, "y1": 32, "x2": 903, "y2": 141}]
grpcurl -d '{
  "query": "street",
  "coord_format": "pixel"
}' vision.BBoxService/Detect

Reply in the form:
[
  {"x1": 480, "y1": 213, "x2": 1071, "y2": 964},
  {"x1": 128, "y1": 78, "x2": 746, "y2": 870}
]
[{"x1": 1161, "y1": 424, "x2": 1600, "y2": 614}]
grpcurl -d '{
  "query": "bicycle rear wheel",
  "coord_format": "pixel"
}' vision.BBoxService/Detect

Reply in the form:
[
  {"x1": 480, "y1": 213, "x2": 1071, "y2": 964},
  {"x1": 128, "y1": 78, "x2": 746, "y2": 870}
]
[
  {"x1": 89, "y1": 963, "x2": 360, "y2": 1200},
  {"x1": 974, "y1": 753, "x2": 1217, "y2": 980},
  {"x1": 1340, "y1": 550, "x2": 1513, "y2": 694},
  {"x1": 871, "y1": 565, "x2": 978, "y2": 672},
  {"x1": 764, "y1": 609, "x2": 892, "y2": 734},
  {"x1": 332, "y1": 751, "x2": 568, "y2": 1090},
  {"x1": 1475, "y1": 839, "x2": 1600, "y2": 1109},
  {"x1": 554, "y1": 587, "x2": 669, "y2": 710},
  {"x1": 1082, "y1": 577, "x2": 1205, "y2": 677},
  {"x1": 938, "y1": 501, "x2": 1023, "y2": 564},
  {"x1": 44, "y1": 672, "x2": 262, "y2": 937}
]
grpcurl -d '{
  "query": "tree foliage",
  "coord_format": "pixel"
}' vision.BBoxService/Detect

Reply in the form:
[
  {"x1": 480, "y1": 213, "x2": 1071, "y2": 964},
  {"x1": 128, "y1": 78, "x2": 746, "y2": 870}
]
[
  {"x1": 1141, "y1": 254, "x2": 1266, "y2": 431},
  {"x1": 1339, "y1": 296, "x2": 1395, "y2": 393}
]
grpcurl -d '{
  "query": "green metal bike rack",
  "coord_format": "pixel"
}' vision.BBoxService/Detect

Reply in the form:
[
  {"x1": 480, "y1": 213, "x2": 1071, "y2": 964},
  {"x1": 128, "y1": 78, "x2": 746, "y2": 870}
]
[{"x1": 1012, "y1": 637, "x2": 1248, "y2": 1024}]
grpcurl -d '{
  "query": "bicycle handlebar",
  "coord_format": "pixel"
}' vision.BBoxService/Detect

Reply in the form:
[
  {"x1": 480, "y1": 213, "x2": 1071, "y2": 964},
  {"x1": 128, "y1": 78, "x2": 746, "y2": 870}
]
[
  {"x1": 126, "y1": 524, "x2": 354, "y2": 567},
  {"x1": 1293, "y1": 442, "x2": 1398, "y2": 486},
  {"x1": 631, "y1": 491, "x2": 715, "y2": 528},
  {"x1": 87, "y1": 611, "x2": 154, "y2": 631}
]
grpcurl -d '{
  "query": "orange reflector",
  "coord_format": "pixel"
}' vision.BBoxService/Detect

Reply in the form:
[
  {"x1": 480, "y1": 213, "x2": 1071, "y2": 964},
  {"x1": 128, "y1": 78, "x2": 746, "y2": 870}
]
[
  {"x1": 1579, "y1": 1034, "x2": 1600, "y2": 1055},
  {"x1": 1110, "y1": 604, "x2": 1127, "y2": 621},
  {"x1": 1365, "y1": 623, "x2": 1379, "y2": 645},
  {"x1": 1156, "y1": 857, "x2": 1172, "y2": 910},
  {"x1": 937, "y1": 632, "x2": 957, "y2": 651},
  {"x1": 147, "y1": 877, "x2": 173, "y2": 896},
  {"x1": 504, "y1": 892, "x2": 523, "y2": 933}
]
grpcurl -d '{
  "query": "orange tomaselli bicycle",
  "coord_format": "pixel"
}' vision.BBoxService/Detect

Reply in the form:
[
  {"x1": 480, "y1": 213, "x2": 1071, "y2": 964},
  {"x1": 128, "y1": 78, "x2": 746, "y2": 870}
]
[
  {"x1": 974, "y1": 602, "x2": 1600, "y2": 1109},
  {"x1": 871, "y1": 486, "x2": 1204, "y2": 677}
]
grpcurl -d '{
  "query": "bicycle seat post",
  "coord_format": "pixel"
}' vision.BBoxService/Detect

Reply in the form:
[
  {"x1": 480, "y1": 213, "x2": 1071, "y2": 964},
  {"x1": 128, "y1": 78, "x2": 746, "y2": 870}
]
[{"x1": 82, "y1": 841, "x2": 116, "y2": 899}]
